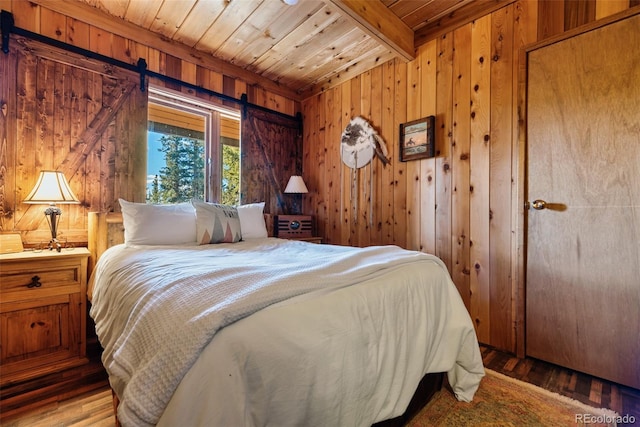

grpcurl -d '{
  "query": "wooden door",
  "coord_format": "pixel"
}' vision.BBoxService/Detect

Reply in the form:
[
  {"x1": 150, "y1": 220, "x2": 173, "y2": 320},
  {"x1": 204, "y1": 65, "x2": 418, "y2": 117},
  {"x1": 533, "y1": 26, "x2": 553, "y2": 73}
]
[
  {"x1": 525, "y1": 13, "x2": 640, "y2": 389},
  {"x1": 0, "y1": 35, "x2": 147, "y2": 245}
]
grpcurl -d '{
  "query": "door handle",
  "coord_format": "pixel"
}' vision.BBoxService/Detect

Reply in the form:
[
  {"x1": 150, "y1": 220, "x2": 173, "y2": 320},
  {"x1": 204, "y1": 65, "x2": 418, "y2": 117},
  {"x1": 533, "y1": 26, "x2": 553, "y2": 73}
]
[
  {"x1": 525, "y1": 200, "x2": 567, "y2": 211},
  {"x1": 531, "y1": 199, "x2": 547, "y2": 210}
]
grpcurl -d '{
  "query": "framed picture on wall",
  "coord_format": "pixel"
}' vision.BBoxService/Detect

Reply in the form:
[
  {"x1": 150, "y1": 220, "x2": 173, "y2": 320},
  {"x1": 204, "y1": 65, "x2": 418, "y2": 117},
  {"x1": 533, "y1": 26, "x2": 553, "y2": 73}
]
[{"x1": 399, "y1": 116, "x2": 435, "y2": 161}]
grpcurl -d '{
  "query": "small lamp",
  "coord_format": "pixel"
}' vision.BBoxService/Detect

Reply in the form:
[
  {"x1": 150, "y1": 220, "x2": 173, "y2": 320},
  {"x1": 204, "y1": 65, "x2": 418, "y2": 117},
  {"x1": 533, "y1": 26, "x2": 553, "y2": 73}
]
[
  {"x1": 283, "y1": 175, "x2": 308, "y2": 215},
  {"x1": 23, "y1": 171, "x2": 80, "y2": 252},
  {"x1": 284, "y1": 175, "x2": 308, "y2": 194}
]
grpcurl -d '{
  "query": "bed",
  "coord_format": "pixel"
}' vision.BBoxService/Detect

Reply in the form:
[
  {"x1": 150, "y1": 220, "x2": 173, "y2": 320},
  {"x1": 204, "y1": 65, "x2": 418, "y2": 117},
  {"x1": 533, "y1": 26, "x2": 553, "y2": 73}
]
[{"x1": 87, "y1": 201, "x2": 484, "y2": 427}]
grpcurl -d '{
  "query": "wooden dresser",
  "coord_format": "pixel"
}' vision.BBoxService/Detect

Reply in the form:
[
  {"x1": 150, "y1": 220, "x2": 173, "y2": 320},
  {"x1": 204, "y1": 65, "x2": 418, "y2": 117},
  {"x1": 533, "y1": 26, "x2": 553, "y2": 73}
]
[{"x1": 0, "y1": 248, "x2": 90, "y2": 386}]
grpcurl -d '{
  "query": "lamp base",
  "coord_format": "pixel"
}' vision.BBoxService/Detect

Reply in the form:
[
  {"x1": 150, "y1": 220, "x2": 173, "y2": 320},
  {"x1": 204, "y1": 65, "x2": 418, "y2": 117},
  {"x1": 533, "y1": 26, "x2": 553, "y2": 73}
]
[
  {"x1": 45, "y1": 206, "x2": 63, "y2": 252},
  {"x1": 48, "y1": 238, "x2": 62, "y2": 252}
]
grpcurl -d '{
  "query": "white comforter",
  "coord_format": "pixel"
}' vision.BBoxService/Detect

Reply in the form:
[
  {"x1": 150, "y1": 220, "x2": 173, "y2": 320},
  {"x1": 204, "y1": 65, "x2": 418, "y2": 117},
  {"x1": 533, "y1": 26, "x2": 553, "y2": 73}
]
[{"x1": 90, "y1": 238, "x2": 484, "y2": 427}]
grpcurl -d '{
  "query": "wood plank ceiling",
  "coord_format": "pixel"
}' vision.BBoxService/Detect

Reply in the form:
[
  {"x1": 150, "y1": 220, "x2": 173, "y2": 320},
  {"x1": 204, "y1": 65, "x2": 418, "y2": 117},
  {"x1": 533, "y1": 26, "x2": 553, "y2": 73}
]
[{"x1": 33, "y1": 0, "x2": 513, "y2": 100}]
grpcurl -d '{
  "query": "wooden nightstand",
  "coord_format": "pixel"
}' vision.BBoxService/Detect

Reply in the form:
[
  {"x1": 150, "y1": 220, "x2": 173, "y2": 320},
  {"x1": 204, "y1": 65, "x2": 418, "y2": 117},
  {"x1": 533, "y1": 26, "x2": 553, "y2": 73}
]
[
  {"x1": 290, "y1": 236, "x2": 323, "y2": 244},
  {"x1": 0, "y1": 248, "x2": 90, "y2": 386}
]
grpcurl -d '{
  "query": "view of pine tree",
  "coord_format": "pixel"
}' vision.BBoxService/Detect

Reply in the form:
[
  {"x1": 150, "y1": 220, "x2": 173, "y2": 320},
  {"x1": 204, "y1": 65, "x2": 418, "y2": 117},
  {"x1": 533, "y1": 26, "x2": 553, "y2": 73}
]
[
  {"x1": 146, "y1": 134, "x2": 240, "y2": 205},
  {"x1": 156, "y1": 135, "x2": 205, "y2": 203},
  {"x1": 222, "y1": 144, "x2": 240, "y2": 205},
  {"x1": 148, "y1": 175, "x2": 161, "y2": 203}
]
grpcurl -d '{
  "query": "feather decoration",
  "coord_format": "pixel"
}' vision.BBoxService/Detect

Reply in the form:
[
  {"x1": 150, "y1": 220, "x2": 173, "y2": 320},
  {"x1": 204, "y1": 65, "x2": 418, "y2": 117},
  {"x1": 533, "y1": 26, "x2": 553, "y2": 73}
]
[
  {"x1": 340, "y1": 116, "x2": 390, "y2": 168},
  {"x1": 373, "y1": 134, "x2": 390, "y2": 167}
]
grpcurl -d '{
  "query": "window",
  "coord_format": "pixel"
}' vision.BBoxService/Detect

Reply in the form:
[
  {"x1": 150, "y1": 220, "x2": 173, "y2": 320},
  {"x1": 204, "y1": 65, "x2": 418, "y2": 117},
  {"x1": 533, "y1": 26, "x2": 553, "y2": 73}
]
[{"x1": 146, "y1": 86, "x2": 240, "y2": 205}]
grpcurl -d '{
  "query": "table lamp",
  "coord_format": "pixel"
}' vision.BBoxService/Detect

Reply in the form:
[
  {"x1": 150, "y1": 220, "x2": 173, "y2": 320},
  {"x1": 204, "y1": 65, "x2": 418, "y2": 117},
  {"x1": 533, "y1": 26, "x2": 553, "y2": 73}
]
[
  {"x1": 284, "y1": 175, "x2": 308, "y2": 194},
  {"x1": 284, "y1": 175, "x2": 308, "y2": 215},
  {"x1": 23, "y1": 171, "x2": 80, "y2": 252}
]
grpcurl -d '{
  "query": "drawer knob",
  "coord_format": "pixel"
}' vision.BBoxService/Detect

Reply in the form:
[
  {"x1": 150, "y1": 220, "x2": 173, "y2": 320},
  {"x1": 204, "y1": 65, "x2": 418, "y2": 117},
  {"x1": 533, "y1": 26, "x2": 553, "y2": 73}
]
[{"x1": 27, "y1": 275, "x2": 42, "y2": 288}]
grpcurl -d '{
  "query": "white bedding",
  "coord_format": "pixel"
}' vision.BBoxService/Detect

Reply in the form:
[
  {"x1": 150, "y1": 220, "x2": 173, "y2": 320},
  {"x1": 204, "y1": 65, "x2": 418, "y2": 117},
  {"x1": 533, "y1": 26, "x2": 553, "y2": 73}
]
[{"x1": 90, "y1": 238, "x2": 484, "y2": 426}]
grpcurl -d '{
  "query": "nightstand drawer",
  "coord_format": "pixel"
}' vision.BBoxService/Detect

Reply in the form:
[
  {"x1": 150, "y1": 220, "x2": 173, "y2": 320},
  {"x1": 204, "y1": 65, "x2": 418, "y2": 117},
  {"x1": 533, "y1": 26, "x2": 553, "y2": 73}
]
[
  {"x1": 0, "y1": 257, "x2": 83, "y2": 297},
  {"x1": 2, "y1": 295, "x2": 73, "y2": 362}
]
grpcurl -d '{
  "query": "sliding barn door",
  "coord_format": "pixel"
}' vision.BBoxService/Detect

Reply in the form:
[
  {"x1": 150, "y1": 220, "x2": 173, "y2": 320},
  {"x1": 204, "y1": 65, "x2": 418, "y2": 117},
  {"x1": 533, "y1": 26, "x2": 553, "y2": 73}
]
[
  {"x1": 525, "y1": 13, "x2": 640, "y2": 389},
  {"x1": 0, "y1": 35, "x2": 147, "y2": 245},
  {"x1": 241, "y1": 107, "x2": 302, "y2": 215}
]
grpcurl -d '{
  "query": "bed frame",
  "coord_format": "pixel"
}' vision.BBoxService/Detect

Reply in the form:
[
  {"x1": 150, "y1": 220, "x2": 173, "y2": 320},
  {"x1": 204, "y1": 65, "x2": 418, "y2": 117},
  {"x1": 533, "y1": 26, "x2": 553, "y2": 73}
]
[{"x1": 87, "y1": 211, "x2": 443, "y2": 426}]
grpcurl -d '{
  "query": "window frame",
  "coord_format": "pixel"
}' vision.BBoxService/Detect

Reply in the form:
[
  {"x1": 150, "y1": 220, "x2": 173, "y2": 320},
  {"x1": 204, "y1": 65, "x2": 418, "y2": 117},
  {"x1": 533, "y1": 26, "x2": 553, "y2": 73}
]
[{"x1": 147, "y1": 85, "x2": 241, "y2": 203}]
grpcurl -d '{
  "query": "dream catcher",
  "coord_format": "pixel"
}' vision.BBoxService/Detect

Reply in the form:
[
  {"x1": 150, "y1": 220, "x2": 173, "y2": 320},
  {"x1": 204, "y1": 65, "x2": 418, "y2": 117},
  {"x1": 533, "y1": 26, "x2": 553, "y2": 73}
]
[{"x1": 340, "y1": 116, "x2": 390, "y2": 225}]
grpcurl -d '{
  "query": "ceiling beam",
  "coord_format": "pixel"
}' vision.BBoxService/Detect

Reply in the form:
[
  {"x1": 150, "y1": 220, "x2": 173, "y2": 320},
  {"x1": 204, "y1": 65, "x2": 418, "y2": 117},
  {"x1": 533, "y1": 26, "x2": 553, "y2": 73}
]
[{"x1": 328, "y1": 0, "x2": 415, "y2": 61}]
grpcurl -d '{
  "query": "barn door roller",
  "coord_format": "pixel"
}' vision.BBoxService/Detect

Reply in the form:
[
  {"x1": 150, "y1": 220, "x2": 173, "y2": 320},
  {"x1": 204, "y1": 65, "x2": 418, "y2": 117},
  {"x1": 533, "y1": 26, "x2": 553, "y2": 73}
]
[{"x1": 1, "y1": 10, "x2": 14, "y2": 54}]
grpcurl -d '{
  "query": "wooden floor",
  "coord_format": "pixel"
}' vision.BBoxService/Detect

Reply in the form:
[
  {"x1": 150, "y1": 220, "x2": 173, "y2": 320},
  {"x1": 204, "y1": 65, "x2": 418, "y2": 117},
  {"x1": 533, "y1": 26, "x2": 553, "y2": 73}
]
[
  {"x1": 480, "y1": 345, "x2": 640, "y2": 425},
  {"x1": 2, "y1": 344, "x2": 639, "y2": 426}
]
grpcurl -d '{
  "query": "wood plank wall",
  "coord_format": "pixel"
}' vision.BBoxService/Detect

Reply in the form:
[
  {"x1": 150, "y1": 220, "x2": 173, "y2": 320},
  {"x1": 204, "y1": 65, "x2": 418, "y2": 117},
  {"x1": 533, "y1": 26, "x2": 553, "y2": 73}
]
[
  {"x1": 0, "y1": 0, "x2": 300, "y2": 246},
  {"x1": 301, "y1": 0, "x2": 639, "y2": 352}
]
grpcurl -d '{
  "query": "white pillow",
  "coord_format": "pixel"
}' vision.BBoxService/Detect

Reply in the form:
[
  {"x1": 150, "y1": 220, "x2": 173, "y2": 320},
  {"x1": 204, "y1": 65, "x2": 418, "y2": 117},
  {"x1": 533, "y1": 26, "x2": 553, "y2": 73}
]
[
  {"x1": 118, "y1": 199, "x2": 197, "y2": 245},
  {"x1": 236, "y1": 202, "x2": 268, "y2": 239},
  {"x1": 192, "y1": 200, "x2": 242, "y2": 244}
]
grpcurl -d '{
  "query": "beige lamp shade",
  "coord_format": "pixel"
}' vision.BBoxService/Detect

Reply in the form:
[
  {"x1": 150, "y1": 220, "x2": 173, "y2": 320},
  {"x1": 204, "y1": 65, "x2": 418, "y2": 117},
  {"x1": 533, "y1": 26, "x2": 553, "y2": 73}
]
[
  {"x1": 23, "y1": 171, "x2": 80, "y2": 204},
  {"x1": 284, "y1": 175, "x2": 308, "y2": 193}
]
